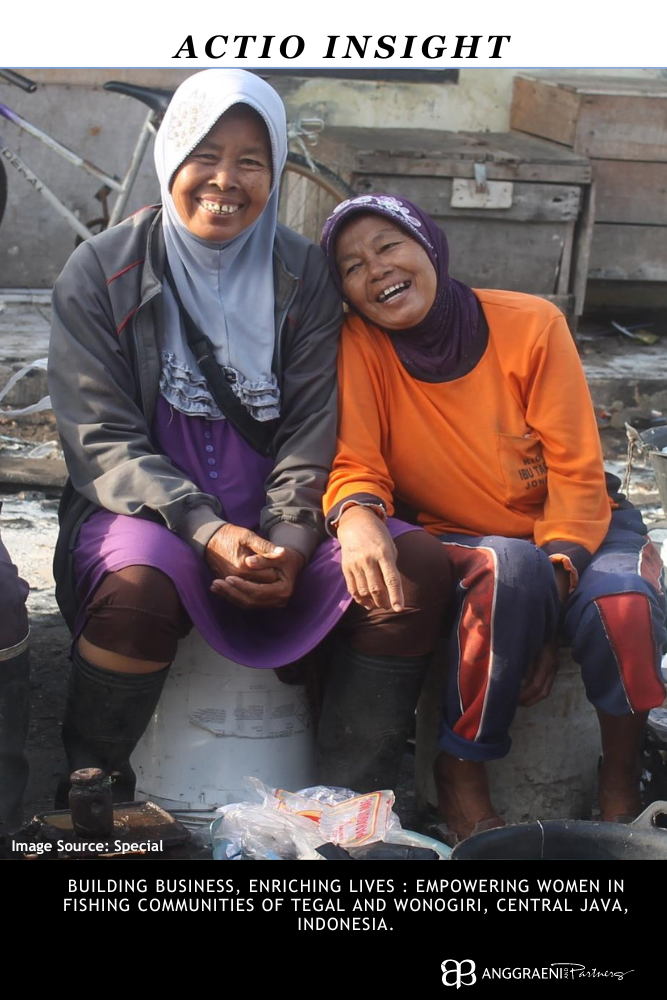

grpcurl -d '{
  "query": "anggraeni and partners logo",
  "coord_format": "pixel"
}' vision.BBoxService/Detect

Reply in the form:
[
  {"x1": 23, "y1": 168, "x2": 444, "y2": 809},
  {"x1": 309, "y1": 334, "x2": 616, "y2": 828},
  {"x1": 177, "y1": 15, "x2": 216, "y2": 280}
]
[
  {"x1": 441, "y1": 961, "x2": 476, "y2": 988},
  {"x1": 441, "y1": 961, "x2": 634, "y2": 986}
]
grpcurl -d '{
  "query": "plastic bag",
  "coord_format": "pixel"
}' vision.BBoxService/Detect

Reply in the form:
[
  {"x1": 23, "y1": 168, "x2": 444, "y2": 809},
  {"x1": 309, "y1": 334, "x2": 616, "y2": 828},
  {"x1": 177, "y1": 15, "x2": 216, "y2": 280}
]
[
  {"x1": 212, "y1": 779, "x2": 398, "y2": 860},
  {"x1": 212, "y1": 802, "x2": 323, "y2": 860},
  {"x1": 211, "y1": 779, "x2": 449, "y2": 860},
  {"x1": 0, "y1": 359, "x2": 51, "y2": 417}
]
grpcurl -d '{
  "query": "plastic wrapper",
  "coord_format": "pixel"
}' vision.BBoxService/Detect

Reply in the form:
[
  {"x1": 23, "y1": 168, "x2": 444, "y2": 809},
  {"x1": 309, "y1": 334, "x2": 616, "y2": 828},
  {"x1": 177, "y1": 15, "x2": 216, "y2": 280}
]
[
  {"x1": 211, "y1": 779, "x2": 449, "y2": 860},
  {"x1": 268, "y1": 782, "x2": 398, "y2": 846}
]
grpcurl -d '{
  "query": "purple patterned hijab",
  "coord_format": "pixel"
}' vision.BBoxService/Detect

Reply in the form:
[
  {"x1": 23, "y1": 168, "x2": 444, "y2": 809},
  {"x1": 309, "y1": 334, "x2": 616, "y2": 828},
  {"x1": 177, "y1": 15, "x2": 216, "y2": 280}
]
[{"x1": 320, "y1": 194, "x2": 479, "y2": 378}]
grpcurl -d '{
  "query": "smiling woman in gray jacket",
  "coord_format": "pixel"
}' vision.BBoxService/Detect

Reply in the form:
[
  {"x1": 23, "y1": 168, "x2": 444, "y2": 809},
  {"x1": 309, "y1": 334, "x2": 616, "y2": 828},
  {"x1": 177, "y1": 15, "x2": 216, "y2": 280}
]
[{"x1": 47, "y1": 69, "x2": 452, "y2": 803}]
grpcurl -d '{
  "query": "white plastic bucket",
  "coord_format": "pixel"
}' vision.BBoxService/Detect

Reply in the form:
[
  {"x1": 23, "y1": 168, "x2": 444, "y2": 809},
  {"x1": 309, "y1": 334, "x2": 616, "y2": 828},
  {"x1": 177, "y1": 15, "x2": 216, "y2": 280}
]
[{"x1": 132, "y1": 631, "x2": 316, "y2": 813}]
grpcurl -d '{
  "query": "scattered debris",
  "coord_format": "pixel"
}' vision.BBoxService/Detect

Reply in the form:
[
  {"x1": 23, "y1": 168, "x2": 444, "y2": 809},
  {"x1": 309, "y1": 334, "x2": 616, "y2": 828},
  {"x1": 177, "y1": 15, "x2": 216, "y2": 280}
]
[
  {"x1": 578, "y1": 320, "x2": 657, "y2": 342},
  {"x1": 26, "y1": 441, "x2": 60, "y2": 460},
  {"x1": 0, "y1": 424, "x2": 65, "y2": 488},
  {"x1": 611, "y1": 320, "x2": 640, "y2": 340},
  {"x1": 0, "y1": 455, "x2": 67, "y2": 488}
]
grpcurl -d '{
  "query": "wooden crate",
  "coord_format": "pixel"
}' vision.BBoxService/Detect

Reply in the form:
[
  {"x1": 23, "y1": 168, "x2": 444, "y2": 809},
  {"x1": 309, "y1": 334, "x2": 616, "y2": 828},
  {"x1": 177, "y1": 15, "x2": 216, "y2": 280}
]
[
  {"x1": 316, "y1": 128, "x2": 594, "y2": 318},
  {"x1": 511, "y1": 75, "x2": 667, "y2": 286},
  {"x1": 588, "y1": 226, "x2": 667, "y2": 282},
  {"x1": 592, "y1": 160, "x2": 667, "y2": 226},
  {"x1": 511, "y1": 74, "x2": 667, "y2": 162}
]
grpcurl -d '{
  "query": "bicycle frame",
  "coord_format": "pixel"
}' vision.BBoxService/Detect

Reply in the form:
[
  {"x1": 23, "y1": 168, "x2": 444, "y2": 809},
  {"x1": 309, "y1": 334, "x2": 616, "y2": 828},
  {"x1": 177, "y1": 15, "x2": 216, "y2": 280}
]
[{"x1": 0, "y1": 99, "x2": 160, "y2": 240}]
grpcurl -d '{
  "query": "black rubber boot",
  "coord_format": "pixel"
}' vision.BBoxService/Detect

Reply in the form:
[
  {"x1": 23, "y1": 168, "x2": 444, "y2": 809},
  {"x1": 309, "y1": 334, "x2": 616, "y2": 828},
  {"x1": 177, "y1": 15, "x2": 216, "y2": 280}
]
[
  {"x1": 317, "y1": 638, "x2": 432, "y2": 793},
  {"x1": 56, "y1": 647, "x2": 169, "y2": 807},
  {"x1": 0, "y1": 642, "x2": 30, "y2": 834}
]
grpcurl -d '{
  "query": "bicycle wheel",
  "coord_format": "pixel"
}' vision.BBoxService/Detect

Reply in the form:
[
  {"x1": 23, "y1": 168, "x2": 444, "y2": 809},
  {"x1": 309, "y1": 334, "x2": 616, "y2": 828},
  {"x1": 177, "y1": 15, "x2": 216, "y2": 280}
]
[
  {"x1": 279, "y1": 153, "x2": 353, "y2": 243},
  {"x1": 0, "y1": 158, "x2": 7, "y2": 231}
]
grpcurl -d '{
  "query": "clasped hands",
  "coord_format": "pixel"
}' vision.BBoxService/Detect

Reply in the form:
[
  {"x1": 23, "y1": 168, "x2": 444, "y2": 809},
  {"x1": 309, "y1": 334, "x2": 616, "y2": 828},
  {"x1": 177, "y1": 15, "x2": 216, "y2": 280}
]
[{"x1": 206, "y1": 523, "x2": 304, "y2": 610}]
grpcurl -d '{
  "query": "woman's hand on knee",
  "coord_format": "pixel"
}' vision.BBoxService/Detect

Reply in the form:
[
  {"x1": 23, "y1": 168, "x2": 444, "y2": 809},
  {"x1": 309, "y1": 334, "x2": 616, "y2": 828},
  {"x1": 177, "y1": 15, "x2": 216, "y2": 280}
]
[
  {"x1": 336, "y1": 506, "x2": 404, "y2": 612},
  {"x1": 210, "y1": 545, "x2": 305, "y2": 609},
  {"x1": 205, "y1": 524, "x2": 283, "y2": 583},
  {"x1": 519, "y1": 639, "x2": 559, "y2": 707}
]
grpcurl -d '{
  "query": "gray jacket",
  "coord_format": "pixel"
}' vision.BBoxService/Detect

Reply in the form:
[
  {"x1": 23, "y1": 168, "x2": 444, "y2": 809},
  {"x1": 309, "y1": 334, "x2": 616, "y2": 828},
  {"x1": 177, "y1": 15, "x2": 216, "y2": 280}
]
[{"x1": 49, "y1": 206, "x2": 342, "y2": 627}]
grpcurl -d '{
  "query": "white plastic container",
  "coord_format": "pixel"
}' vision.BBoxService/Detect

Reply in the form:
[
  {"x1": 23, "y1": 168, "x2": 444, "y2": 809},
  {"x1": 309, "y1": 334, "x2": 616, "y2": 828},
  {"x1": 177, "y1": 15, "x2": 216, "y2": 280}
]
[{"x1": 132, "y1": 631, "x2": 316, "y2": 814}]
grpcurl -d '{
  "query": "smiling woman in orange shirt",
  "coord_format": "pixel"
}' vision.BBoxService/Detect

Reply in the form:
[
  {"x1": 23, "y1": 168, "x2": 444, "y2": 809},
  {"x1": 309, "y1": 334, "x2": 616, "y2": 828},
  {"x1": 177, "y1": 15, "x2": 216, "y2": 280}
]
[{"x1": 319, "y1": 194, "x2": 666, "y2": 844}]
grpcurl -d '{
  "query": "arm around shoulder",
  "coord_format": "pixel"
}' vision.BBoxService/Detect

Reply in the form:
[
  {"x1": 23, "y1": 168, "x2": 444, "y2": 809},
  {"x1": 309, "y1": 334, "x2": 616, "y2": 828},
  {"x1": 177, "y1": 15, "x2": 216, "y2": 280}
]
[
  {"x1": 323, "y1": 316, "x2": 396, "y2": 523},
  {"x1": 262, "y1": 242, "x2": 343, "y2": 562}
]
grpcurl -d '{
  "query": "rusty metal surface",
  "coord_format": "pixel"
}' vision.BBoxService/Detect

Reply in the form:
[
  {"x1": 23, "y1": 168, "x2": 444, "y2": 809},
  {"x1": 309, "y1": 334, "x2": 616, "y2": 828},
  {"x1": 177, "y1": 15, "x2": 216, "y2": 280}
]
[{"x1": 16, "y1": 800, "x2": 191, "y2": 860}]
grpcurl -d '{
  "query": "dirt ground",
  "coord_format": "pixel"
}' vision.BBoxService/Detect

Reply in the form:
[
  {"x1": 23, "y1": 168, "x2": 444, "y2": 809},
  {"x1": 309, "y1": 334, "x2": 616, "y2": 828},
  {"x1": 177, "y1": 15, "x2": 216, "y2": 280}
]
[{"x1": 1, "y1": 405, "x2": 666, "y2": 825}]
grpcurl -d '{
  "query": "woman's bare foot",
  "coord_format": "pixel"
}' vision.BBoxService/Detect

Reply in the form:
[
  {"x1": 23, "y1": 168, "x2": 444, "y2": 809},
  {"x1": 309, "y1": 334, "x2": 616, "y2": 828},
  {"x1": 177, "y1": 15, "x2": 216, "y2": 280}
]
[
  {"x1": 434, "y1": 752, "x2": 504, "y2": 842},
  {"x1": 597, "y1": 780, "x2": 641, "y2": 824},
  {"x1": 598, "y1": 754, "x2": 642, "y2": 822},
  {"x1": 596, "y1": 709, "x2": 647, "y2": 822}
]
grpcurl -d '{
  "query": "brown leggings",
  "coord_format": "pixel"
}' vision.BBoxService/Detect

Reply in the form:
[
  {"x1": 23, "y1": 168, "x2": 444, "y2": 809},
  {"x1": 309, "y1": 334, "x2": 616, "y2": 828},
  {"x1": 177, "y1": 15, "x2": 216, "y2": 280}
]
[{"x1": 81, "y1": 530, "x2": 453, "y2": 662}]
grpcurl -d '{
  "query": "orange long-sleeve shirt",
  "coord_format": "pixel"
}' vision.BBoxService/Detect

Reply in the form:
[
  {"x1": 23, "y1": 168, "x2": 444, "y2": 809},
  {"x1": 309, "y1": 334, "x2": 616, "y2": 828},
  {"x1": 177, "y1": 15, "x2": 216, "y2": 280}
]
[{"x1": 324, "y1": 290, "x2": 611, "y2": 561}]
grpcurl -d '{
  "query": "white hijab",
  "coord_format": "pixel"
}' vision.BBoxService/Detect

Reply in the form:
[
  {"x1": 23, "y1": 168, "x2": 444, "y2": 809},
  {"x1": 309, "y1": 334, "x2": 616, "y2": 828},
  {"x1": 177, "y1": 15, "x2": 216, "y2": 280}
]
[{"x1": 154, "y1": 69, "x2": 288, "y2": 421}]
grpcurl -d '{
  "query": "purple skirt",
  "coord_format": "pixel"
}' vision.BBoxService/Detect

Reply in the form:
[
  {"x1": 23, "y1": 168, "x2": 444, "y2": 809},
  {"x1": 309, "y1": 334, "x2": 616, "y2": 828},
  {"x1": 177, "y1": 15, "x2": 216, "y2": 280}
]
[{"x1": 72, "y1": 398, "x2": 415, "y2": 668}]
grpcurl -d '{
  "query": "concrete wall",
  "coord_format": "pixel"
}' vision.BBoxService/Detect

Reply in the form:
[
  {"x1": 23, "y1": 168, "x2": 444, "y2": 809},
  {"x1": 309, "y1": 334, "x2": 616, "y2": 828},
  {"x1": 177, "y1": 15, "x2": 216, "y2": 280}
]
[{"x1": 0, "y1": 67, "x2": 662, "y2": 287}]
